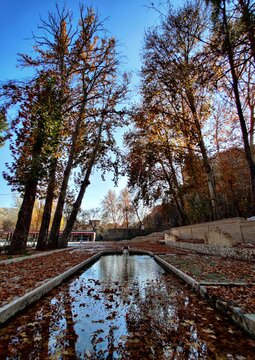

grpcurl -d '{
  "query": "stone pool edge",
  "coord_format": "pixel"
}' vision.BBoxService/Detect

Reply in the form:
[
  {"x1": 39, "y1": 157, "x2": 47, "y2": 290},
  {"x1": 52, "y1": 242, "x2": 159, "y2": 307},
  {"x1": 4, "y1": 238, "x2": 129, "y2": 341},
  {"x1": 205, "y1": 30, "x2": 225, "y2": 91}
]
[
  {"x1": 154, "y1": 254, "x2": 255, "y2": 339},
  {"x1": 0, "y1": 247, "x2": 78, "y2": 265},
  {"x1": 0, "y1": 249, "x2": 122, "y2": 326},
  {"x1": 1, "y1": 248, "x2": 254, "y2": 339}
]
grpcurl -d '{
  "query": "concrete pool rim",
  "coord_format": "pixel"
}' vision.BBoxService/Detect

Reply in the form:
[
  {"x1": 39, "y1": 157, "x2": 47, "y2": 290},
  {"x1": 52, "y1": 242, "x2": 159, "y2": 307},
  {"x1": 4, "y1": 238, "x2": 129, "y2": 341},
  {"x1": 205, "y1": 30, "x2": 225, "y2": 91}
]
[{"x1": 0, "y1": 248, "x2": 254, "y2": 339}]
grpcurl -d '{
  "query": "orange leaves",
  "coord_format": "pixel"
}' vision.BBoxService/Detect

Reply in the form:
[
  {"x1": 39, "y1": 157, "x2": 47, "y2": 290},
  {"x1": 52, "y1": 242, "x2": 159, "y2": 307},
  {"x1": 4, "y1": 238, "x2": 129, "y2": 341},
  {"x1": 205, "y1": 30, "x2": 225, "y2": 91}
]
[
  {"x1": 0, "y1": 249, "x2": 98, "y2": 307},
  {"x1": 161, "y1": 253, "x2": 255, "y2": 313}
]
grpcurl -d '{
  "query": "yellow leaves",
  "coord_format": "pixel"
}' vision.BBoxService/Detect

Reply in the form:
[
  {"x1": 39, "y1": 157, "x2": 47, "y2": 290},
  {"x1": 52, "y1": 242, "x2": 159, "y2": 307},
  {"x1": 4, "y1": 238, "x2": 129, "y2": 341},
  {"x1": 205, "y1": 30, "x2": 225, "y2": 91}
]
[
  {"x1": 202, "y1": 328, "x2": 217, "y2": 338},
  {"x1": 49, "y1": 348, "x2": 65, "y2": 360},
  {"x1": 33, "y1": 335, "x2": 43, "y2": 342},
  {"x1": 81, "y1": 51, "x2": 88, "y2": 61},
  {"x1": 183, "y1": 340, "x2": 200, "y2": 349},
  {"x1": 215, "y1": 355, "x2": 230, "y2": 360},
  {"x1": 59, "y1": 20, "x2": 70, "y2": 52},
  {"x1": 55, "y1": 151, "x2": 62, "y2": 159},
  {"x1": 182, "y1": 319, "x2": 195, "y2": 326},
  {"x1": 120, "y1": 335, "x2": 128, "y2": 341},
  {"x1": 90, "y1": 62, "x2": 96, "y2": 72},
  {"x1": 93, "y1": 35, "x2": 99, "y2": 45}
]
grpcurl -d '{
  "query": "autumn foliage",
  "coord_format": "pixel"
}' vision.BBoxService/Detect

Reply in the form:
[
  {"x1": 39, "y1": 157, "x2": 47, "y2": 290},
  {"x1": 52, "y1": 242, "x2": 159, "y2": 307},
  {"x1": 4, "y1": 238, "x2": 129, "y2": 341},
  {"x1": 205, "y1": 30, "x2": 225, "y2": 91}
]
[
  {"x1": 1, "y1": 5, "x2": 128, "y2": 254},
  {"x1": 1, "y1": 0, "x2": 255, "y2": 252},
  {"x1": 125, "y1": 0, "x2": 255, "y2": 226}
]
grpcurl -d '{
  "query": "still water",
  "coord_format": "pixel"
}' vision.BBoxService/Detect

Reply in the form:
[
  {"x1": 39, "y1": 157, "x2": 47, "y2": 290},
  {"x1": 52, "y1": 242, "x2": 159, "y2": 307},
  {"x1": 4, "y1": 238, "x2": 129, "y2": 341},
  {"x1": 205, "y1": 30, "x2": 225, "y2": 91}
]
[{"x1": 0, "y1": 254, "x2": 255, "y2": 359}]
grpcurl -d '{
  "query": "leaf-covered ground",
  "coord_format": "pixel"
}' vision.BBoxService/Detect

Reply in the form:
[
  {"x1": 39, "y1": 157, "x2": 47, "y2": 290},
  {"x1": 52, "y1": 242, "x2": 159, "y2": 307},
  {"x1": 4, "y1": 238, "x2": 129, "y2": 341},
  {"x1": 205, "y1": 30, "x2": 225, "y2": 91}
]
[
  {"x1": 0, "y1": 242, "x2": 185, "y2": 308},
  {"x1": 1, "y1": 253, "x2": 255, "y2": 359},
  {"x1": 160, "y1": 254, "x2": 255, "y2": 313},
  {"x1": 0, "y1": 245, "x2": 113, "y2": 307},
  {"x1": 0, "y1": 241, "x2": 255, "y2": 326}
]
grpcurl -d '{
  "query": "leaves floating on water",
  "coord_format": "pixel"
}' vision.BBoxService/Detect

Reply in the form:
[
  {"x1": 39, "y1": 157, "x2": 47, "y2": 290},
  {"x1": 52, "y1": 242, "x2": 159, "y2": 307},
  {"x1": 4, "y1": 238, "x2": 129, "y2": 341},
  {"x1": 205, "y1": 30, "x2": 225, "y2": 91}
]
[{"x1": 1, "y1": 254, "x2": 255, "y2": 359}]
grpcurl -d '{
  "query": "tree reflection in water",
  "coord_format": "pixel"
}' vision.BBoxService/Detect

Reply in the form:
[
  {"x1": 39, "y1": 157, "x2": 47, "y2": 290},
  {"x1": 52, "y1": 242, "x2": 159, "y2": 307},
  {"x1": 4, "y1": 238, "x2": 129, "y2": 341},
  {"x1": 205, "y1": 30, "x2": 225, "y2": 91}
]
[{"x1": 0, "y1": 254, "x2": 255, "y2": 359}]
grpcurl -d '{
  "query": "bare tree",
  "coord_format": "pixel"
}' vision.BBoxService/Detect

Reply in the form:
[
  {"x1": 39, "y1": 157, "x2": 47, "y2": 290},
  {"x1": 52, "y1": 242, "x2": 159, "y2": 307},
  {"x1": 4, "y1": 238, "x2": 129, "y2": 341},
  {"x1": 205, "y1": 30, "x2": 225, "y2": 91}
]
[{"x1": 101, "y1": 190, "x2": 121, "y2": 228}]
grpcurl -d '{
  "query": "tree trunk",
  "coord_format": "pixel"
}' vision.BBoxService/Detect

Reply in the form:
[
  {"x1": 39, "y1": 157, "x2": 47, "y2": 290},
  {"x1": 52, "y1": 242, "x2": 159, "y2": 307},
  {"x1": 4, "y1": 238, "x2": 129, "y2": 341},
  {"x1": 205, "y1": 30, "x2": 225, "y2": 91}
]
[
  {"x1": 47, "y1": 155, "x2": 73, "y2": 249},
  {"x1": 246, "y1": 68, "x2": 255, "y2": 160},
  {"x1": 168, "y1": 154, "x2": 189, "y2": 224},
  {"x1": 8, "y1": 180, "x2": 38, "y2": 254},
  {"x1": 250, "y1": 104, "x2": 255, "y2": 160},
  {"x1": 159, "y1": 157, "x2": 189, "y2": 225},
  {"x1": 222, "y1": 0, "x2": 255, "y2": 213},
  {"x1": 58, "y1": 116, "x2": 104, "y2": 248},
  {"x1": 239, "y1": 0, "x2": 255, "y2": 63},
  {"x1": 186, "y1": 89, "x2": 219, "y2": 219},
  {"x1": 169, "y1": 178, "x2": 188, "y2": 225},
  {"x1": 58, "y1": 177, "x2": 91, "y2": 248},
  {"x1": 200, "y1": 135, "x2": 218, "y2": 218},
  {"x1": 132, "y1": 200, "x2": 143, "y2": 227},
  {"x1": 8, "y1": 119, "x2": 44, "y2": 254},
  {"x1": 48, "y1": 101, "x2": 86, "y2": 249},
  {"x1": 36, "y1": 158, "x2": 57, "y2": 250}
]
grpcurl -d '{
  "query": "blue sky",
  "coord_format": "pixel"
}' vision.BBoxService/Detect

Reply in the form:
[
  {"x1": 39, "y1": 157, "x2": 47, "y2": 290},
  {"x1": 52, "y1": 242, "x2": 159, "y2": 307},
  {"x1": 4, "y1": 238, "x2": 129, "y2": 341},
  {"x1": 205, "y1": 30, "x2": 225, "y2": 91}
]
[{"x1": 0, "y1": 0, "x2": 178, "y2": 210}]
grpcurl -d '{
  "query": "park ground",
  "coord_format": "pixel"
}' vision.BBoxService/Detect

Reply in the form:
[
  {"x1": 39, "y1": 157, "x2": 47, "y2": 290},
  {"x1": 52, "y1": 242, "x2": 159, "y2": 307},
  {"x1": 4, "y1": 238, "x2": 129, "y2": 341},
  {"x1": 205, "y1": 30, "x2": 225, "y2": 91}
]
[{"x1": 0, "y1": 240, "x2": 254, "y2": 344}]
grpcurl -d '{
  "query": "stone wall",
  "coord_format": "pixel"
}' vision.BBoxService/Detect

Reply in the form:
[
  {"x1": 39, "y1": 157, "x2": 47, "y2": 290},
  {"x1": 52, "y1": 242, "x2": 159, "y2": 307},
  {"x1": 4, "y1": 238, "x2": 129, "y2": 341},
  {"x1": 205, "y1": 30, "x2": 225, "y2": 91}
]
[
  {"x1": 100, "y1": 228, "x2": 151, "y2": 241},
  {"x1": 165, "y1": 217, "x2": 255, "y2": 246},
  {"x1": 162, "y1": 240, "x2": 255, "y2": 261},
  {"x1": 119, "y1": 231, "x2": 165, "y2": 244}
]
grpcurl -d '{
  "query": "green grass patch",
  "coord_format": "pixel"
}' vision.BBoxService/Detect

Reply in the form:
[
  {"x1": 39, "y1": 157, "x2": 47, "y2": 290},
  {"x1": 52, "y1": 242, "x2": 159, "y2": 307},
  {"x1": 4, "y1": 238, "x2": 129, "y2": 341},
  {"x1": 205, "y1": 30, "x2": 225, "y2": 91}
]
[{"x1": 208, "y1": 261, "x2": 217, "y2": 267}]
